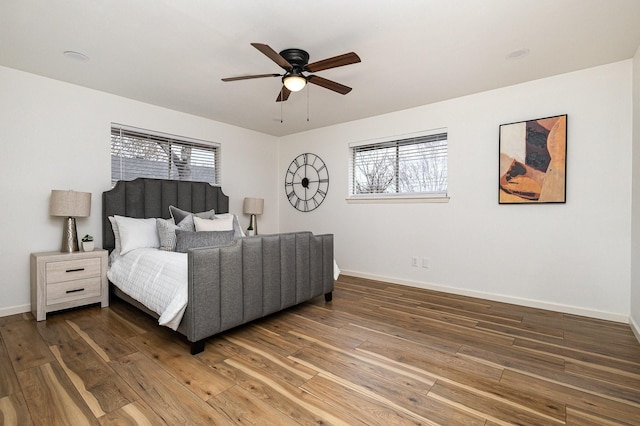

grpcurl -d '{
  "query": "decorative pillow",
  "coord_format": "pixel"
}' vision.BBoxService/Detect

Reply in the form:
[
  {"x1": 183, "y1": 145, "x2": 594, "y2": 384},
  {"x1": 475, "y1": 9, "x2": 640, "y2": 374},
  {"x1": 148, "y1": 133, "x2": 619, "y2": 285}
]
[
  {"x1": 175, "y1": 229, "x2": 235, "y2": 253},
  {"x1": 114, "y1": 215, "x2": 160, "y2": 255},
  {"x1": 169, "y1": 205, "x2": 215, "y2": 226},
  {"x1": 156, "y1": 216, "x2": 194, "y2": 251},
  {"x1": 194, "y1": 215, "x2": 234, "y2": 232},
  {"x1": 215, "y1": 213, "x2": 246, "y2": 238},
  {"x1": 168, "y1": 206, "x2": 244, "y2": 238}
]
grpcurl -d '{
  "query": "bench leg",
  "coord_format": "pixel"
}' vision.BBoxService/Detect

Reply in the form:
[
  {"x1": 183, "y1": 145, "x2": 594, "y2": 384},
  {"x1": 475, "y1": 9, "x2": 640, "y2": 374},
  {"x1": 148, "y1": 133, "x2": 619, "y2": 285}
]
[
  {"x1": 190, "y1": 339, "x2": 205, "y2": 355},
  {"x1": 324, "y1": 292, "x2": 333, "y2": 302}
]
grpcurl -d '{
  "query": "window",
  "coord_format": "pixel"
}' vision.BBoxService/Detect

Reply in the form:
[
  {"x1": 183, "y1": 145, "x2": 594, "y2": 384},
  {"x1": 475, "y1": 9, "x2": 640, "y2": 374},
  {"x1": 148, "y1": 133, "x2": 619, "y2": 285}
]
[
  {"x1": 349, "y1": 130, "x2": 448, "y2": 199},
  {"x1": 111, "y1": 124, "x2": 220, "y2": 186}
]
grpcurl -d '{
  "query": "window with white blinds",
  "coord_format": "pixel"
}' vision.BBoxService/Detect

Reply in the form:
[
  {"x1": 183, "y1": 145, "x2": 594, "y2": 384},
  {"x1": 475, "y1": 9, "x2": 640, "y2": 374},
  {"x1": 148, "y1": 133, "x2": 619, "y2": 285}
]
[
  {"x1": 349, "y1": 130, "x2": 448, "y2": 198},
  {"x1": 111, "y1": 124, "x2": 220, "y2": 186}
]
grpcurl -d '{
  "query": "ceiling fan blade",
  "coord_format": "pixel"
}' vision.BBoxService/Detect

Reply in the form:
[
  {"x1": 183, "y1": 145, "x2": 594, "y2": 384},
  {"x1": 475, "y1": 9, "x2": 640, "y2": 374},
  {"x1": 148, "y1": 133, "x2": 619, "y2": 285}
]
[
  {"x1": 306, "y1": 52, "x2": 361, "y2": 72},
  {"x1": 276, "y1": 86, "x2": 291, "y2": 102},
  {"x1": 307, "y1": 75, "x2": 352, "y2": 95},
  {"x1": 221, "y1": 73, "x2": 281, "y2": 82},
  {"x1": 251, "y1": 43, "x2": 292, "y2": 70}
]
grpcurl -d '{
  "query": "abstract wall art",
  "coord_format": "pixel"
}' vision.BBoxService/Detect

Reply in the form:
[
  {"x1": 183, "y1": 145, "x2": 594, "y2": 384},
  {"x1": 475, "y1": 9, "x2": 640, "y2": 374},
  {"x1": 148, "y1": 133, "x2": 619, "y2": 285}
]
[{"x1": 499, "y1": 114, "x2": 567, "y2": 204}]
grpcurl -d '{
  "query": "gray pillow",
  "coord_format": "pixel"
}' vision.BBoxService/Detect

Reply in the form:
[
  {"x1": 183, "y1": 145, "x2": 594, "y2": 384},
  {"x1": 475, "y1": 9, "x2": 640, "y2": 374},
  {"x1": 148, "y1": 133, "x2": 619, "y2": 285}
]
[
  {"x1": 168, "y1": 205, "x2": 244, "y2": 239},
  {"x1": 169, "y1": 205, "x2": 215, "y2": 226},
  {"x1": 175, "y1": 229, "x2": 235, "y2": 253},
  {"x1": 156, "y1": 216, "x2": 194, "y2": 251}
]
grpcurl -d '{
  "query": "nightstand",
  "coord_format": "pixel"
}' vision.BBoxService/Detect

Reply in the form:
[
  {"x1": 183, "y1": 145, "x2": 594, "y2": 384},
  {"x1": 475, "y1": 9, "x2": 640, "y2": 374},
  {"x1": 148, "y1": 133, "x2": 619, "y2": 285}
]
[{"x1": 30, "y1": 249, "x2": 109, "y2": 321}]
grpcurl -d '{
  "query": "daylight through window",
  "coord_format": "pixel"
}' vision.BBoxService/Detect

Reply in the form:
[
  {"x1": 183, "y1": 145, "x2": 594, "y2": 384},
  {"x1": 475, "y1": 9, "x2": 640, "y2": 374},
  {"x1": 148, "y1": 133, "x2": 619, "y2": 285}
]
[
  {"x1": 349, "y1": 130, "x2": 448, "y2": 198},
  {"x1": 110, "y1": 124, "x2": 220, "y2": 186}
]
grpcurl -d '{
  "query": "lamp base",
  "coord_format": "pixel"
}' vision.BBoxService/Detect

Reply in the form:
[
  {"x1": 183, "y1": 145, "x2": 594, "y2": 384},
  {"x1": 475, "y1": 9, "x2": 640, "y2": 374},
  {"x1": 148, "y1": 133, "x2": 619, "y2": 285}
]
[
  {"x1": 61, "y1": 217, "x2": 79, "y2": 252},
  {"x1": 249, "y1": 214, "x2": 258, "y2": 235}
]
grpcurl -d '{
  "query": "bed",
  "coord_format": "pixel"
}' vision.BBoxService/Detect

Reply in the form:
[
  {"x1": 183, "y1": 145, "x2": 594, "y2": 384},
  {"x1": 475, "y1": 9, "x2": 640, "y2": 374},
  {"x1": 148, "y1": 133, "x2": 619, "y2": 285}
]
[{"x1": 103, "y1": 178, "x2": 335, "y2": 354}]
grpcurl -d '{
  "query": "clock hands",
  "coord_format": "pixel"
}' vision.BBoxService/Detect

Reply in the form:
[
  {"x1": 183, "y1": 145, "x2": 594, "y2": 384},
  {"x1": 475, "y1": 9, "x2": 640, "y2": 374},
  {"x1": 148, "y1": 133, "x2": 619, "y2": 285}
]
[
  {"x1": 302, "y1": 163, "x2": 308, "y2": 207},
  {"x1": 303, "y1": 178, "x2": 328, "y2": 184}
]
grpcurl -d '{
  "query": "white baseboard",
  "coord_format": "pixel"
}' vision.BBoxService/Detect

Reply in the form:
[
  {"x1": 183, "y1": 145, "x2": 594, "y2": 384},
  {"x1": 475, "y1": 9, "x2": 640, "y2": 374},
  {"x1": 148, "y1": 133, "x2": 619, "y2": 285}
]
[
  {"x1": 0, "y1": 304, "x2": 30, "y2": 318},
  {"x1": 340, "y1": 269, "x2": 629, "y2": 324},
  {"x1": 630, "y1": 315, "x2": 640, "y2": 344}
]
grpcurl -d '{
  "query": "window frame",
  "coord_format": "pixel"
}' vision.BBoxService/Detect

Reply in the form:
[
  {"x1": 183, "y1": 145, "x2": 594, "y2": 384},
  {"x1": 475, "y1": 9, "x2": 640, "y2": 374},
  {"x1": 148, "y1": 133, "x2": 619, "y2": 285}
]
[
  {"x1": 347, "y1": 129, "x2": 449, "y2": 203},
  {"x1": 110, "y1": 123, "x2": 221, "y2": 187}
]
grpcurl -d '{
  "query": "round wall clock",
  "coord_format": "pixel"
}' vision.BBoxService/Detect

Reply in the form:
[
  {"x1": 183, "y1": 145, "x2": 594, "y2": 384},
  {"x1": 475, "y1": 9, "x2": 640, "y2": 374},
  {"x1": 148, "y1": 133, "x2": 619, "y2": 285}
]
[{"x1": 285, "y1": 153, "x2": 329, "y2": 212}]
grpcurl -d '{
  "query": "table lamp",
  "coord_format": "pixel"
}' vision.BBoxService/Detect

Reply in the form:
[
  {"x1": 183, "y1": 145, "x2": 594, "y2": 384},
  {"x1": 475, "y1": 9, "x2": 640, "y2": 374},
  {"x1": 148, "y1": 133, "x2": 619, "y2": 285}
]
[
  {"x1": 50, "y1": 190, "x2": 91, "y2": 252},
  {"x1": 243, "y1": 197, "x2": 264, "y2": 235}
]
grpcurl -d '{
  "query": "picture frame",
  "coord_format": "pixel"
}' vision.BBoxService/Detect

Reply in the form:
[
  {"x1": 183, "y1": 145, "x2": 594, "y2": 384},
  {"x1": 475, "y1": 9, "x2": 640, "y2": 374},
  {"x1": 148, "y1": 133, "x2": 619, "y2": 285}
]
[{"x1": 499, "y1": 114, "x2": 567, "y2": 204}]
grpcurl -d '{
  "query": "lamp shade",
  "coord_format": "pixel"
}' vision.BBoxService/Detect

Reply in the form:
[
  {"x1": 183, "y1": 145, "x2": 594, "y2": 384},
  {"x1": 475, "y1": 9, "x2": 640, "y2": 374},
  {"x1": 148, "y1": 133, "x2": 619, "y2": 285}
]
[
  {"x1": 50, "y1": 190, "x2": 91, "y2": 217},
  {"x1": 243, "y1": 197, "x2": 264, "y2": 215}
]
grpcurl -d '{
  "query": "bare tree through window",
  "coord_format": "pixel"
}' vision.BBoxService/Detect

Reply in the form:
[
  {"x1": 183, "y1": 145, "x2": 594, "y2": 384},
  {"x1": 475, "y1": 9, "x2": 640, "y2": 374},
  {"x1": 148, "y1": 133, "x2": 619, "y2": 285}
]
[
  {"x1": 354, "y1": 145, "x2": 396, "y2": 193},
  {"x1": 398, "y1": 139, "x2": 448, "y2": 193},
  {"x1": 111, "y1": 126, "x2": 219, "y2": 186},
  {"x1": 351, "y1": 132, "x2": 447, "y2": 196}
]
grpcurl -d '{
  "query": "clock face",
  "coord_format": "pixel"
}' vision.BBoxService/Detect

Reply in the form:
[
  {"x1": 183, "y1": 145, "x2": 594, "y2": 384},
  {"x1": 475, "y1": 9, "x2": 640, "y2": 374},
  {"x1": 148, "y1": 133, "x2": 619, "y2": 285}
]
[{"x1": 285, "y1": 153, "x2": 329, "y2": 212}]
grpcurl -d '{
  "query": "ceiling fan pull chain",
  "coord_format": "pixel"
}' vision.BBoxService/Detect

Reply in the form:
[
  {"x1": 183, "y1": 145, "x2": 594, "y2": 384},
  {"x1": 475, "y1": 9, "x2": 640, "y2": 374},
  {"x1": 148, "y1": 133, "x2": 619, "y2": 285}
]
[
  {"x1": 280, "y1": 87, "x2": 284, "y2": 123},
  {"x1": 307, "y1": 84, "x2": 310, "y2": 122}
]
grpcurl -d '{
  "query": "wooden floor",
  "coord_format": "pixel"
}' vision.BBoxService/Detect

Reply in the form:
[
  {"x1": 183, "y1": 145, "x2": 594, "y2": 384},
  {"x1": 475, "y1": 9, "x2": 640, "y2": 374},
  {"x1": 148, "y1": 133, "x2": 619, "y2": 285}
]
[{"x1": 1, "y1": 275, "x2": 640, "y2": 425}]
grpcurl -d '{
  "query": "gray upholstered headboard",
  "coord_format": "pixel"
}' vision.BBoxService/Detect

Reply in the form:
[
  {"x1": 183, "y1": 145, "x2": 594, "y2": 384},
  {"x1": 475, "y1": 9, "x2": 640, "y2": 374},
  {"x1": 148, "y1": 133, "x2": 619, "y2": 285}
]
[{"x1": 102, "y1": 178, "x2": 229, "y2": 252}]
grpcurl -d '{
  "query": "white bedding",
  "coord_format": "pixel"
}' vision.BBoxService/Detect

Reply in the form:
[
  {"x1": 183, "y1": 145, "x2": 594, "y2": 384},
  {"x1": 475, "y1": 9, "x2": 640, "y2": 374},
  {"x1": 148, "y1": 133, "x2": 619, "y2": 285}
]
[
  {"x1": 108, "y1": 247, "x2": 341, "y2": 331},
  {"x1": 107, "y1": 248, "x2": 188, "y2": 330}
]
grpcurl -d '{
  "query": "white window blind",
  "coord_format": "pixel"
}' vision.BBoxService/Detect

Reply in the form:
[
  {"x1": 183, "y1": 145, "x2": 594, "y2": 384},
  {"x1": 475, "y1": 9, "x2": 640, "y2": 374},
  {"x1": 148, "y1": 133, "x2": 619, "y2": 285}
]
[
  {"x1": 349, "y1": 130, "x2": 448, "y2": 197},
  {"x1": 111, "y1": 124, "x2": 220, "y2": 186}
]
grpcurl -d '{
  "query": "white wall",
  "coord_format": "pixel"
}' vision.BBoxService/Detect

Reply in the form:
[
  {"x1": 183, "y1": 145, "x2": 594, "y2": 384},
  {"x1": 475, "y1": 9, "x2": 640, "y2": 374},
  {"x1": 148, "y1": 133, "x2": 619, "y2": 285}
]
[
  {"x1": 2, "y1": 60, "x2": 635, "y2": 323},
  {"x1": 279, "y1": 61, "x2": 633, "y2": 321},
  {"x1": 0, "y1": 66, "x2": 279, "y2": 315},
  {"x1": 631, "y1": 46, "x2": 640, "y2": 338}
]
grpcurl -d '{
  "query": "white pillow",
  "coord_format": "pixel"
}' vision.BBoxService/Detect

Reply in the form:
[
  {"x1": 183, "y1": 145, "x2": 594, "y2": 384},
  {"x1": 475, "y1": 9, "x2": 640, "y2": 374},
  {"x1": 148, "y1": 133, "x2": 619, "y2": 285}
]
[
  {"x1": 108, "y1": 216, "x2": 122, "y2": 263},
  {"x1": 215, "y1": 213, "x2": 246, "y2": 238},
  {"x1": 114, "y1": 215, "x2": 160, "y2": 255},
  {"x1": 194, "y1": 215, "x2": 234, "y2": 232}
]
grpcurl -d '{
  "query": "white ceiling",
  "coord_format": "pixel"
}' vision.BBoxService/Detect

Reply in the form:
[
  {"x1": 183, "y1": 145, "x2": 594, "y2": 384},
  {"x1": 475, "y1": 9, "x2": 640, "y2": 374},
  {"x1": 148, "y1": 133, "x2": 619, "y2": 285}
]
[{"x1": 2, "y1": 1, "x2": 640, "y2": 137}]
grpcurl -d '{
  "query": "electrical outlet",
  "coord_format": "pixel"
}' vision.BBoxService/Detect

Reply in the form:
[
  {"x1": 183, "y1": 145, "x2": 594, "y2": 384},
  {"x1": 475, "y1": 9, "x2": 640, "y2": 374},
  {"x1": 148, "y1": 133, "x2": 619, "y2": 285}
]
[
  {"x1": 422, "y1": 257, "x2": 429, "y2": 268},
  {"x1": 412, "y1": 256, "x2": 418, "y2": 267}
]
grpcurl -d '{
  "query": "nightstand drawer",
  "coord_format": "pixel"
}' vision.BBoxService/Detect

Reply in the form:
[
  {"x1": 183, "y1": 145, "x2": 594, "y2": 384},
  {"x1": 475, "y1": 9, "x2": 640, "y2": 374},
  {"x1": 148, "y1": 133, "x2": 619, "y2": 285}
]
[
  {"x1": 47, "y1": 277, "x2": 102, "y2": 305},
  {"x1": 46, "y1": 258, "x2": 101, "y2": 284}
]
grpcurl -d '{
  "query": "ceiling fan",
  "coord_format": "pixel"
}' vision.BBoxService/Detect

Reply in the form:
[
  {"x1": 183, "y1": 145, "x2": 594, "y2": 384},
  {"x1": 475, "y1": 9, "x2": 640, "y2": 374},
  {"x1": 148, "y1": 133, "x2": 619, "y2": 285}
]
[{"x1": 222, "y1": 43, "x2": 361, "y2": 102}]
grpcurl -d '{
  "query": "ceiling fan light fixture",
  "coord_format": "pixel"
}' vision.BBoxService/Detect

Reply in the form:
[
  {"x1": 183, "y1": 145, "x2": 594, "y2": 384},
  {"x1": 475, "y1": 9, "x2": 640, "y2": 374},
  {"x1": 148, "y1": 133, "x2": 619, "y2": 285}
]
[{"x1": 283, "y1": 75, "x2": 306, "y2": 92}]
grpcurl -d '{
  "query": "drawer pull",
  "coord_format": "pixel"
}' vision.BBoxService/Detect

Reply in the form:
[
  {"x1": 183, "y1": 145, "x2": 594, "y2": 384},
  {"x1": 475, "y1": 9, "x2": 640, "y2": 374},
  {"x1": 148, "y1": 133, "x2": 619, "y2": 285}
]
[
  {"x1": 65, "y1": 288, "x2": 85, "y2": 294},
  {"x1": 66, "y1": 268, "x2": 85, "y2": 273}
]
